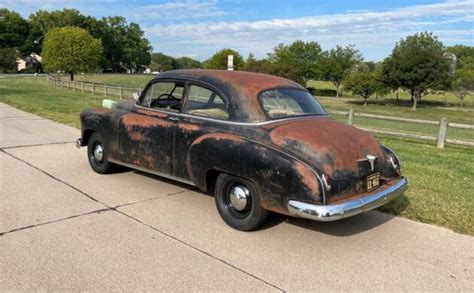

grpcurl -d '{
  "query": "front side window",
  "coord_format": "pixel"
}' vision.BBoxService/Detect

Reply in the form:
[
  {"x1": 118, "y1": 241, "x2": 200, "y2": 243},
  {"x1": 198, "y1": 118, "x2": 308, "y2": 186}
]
[
  {"x1": 259, "y1": 89, "x2": 327, "y2": 119},
  {"x1": 183, "y1": 85, "x2": 229, "y2": 120},
  {"x1": 139, "y1": 81, "x2": 184, "y2": 111}
]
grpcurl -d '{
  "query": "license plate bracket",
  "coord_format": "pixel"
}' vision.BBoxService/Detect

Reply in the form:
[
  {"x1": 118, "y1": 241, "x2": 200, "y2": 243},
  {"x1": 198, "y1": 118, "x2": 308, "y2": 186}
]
[{"x1": 366, "y1": 172, "x2": 380, "y2": 192}]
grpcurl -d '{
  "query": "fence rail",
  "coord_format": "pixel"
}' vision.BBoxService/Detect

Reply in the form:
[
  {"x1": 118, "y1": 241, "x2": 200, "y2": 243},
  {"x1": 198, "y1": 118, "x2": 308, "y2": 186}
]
[
  {"x1": 46, "y1": 75, "x2": 473, "y2": 149},
  {"x1": 328, "y1": 109, "x2": 474, "y2": 148},
  {"x1": 46, "y1": 74, "x2": 142, "y2": 99}
]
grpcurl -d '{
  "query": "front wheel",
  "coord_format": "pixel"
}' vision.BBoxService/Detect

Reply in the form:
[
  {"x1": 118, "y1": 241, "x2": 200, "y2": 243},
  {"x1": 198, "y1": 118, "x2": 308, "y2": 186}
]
[
  {"x1": 214, "y1": 174, "x2": 269, "y2": 231},
  {"x1": 87, "y1": 132, "x2": 116, "y2": 174}
]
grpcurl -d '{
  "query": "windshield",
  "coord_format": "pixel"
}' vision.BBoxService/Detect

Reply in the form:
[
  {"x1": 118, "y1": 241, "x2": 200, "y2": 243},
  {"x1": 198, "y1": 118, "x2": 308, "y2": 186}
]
[{"x1": 259, "y1": 88, "x2": 327, "y2": 119}]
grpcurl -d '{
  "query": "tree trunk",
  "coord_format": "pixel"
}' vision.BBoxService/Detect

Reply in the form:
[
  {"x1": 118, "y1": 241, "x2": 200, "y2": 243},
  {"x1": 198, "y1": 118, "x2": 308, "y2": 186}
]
[
  {"x1": 364, "y1": 98, "x2": 368, "y2": 106},
  {"x1": 412, "y1": 90, "x2": 419, "y2": 111},
  {"x1": 460, "y1": 96, "x2": 465, "y2": 108},
  {"x1": 396, "y1": 90, "x2": 399, "y2": 101},
  {"x1": 69, "y1": 72, "x2": 74, "y2": 81},
  {"x1": 335, "y1": 83, "x2": 340, "y2": 98}
]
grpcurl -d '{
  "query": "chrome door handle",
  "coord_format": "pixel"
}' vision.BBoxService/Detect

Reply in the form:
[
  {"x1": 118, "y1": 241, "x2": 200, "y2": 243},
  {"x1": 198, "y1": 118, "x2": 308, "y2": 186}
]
[{"x1": 167, "y1": 116, "x2": 179, "y2": 122}]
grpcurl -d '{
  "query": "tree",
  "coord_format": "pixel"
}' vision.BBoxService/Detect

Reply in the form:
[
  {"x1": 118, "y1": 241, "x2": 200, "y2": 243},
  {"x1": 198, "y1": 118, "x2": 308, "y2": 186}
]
[
  {"x1": 452, "y1": 69, "x2": 474, "y2": 107},
  {"x1": 42, "y1": 26, "x2": 102, "y2": 80},
  {"x1": 0, "y1": 9, "x2": 29, "y2": 48},
  {"x1": 175, "y1": 57, "x2": 201, "y2": 69},
  {"x1": 269, "y1": 40, "x2": 322, "y2": 86},
  {"x1": 343, "y1": 71, "x2": 379, "y2": 106},
  {"x1": 204, "y1": 48, "x2": 244, "y2": 70},
  {"x1": 149, "y1": 52, "x2": 176, "y2": 72},
  {"x1": 320, "y1": 45, "x2": 362, "y2": 98},
  {"x1": 382, "y1": 32, "x2": 451, "y2": 110},
  {"x1": 242, "y1": 53, "x2": 278, "y2": 74},
  {"x1": 447, "y1": 45, "x2": 474, "y2": 70},
  {"x1": 0, "y1": 47, "x2": 18, "y2": 73}
]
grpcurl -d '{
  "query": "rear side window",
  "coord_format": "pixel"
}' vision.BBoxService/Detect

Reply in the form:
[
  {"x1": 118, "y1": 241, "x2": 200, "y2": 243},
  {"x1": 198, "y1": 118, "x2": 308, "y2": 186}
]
[
  {"x1": 259, "y1": 89, "x2": 327, "y2": 119},
  {"x1": 183, "y1": 85, "x2": 229, "y2": 120}
]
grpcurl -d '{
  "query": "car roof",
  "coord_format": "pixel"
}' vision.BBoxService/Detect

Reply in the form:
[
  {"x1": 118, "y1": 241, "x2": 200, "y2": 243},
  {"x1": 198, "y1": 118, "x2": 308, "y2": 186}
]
[{"x1": 153, "y1": 69, "x2": 305, "y2": 122}]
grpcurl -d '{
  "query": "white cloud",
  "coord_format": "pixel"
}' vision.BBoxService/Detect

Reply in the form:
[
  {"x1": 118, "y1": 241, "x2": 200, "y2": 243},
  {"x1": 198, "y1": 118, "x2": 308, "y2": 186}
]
[
  {"x1": 146, "y1": 0, "x2": 474, "y2": 59},
  {"x1": 132, "y1": 0, "x2": 226, "y2": 20}
]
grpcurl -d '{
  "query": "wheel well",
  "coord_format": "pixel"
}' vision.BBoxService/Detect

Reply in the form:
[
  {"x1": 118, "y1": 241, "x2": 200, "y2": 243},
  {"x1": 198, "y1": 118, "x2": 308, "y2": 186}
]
[
  {"x1": 82, "y1": 129, "x2": 95, "y2": 146},
  {"x1": 205, "y1": 169, "x2": 221, "y2": 194}
]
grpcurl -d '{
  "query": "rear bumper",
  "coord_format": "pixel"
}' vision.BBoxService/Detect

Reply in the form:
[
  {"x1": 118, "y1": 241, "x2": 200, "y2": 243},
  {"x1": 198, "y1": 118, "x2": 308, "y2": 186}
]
[{"x1": 287, "y1": 177, "x2": 408, "y2": 222}]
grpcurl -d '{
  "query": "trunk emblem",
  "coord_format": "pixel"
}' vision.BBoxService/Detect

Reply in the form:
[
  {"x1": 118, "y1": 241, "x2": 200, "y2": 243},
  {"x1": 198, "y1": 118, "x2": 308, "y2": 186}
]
[{"x1": 366, "y1": 155, "x2": 377, "y2": 172}]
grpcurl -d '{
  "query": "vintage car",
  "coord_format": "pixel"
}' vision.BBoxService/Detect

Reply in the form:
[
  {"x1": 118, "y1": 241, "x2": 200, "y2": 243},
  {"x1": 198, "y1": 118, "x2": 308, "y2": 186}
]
[{"x1": 77, "y1": 69, "x2": 408, "y2": 231}]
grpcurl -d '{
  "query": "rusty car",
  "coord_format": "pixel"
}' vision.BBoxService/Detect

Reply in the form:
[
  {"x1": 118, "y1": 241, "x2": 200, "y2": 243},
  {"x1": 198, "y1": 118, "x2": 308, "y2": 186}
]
[{"x1": 76, "y1": 69, "x2": 408, "y2": 231}]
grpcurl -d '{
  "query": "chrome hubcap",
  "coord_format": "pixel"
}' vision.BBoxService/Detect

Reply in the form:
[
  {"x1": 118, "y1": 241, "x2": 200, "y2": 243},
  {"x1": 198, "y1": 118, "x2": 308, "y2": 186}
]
[
  {"x1": 93, "y1": 144, "x2": 104, "y2": 162},
  {"x1": 229, "y1": 185, "x2": 250, "y2": 211}
]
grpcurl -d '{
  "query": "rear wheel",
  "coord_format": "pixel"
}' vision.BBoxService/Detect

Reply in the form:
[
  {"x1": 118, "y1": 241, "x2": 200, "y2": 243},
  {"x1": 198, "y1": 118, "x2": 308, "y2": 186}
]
[
  {"x1": 214, "y1": 174, "x2": 269, "y2": 231},
  {"x1": 87, "y1": 132, "x2": 116, "y2": 174}
]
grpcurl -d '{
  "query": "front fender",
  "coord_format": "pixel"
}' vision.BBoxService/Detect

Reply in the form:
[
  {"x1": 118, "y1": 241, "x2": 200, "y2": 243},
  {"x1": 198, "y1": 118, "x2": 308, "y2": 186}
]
[{"x1": 187, "y1": 133, "x2": 322, "y2": 214}]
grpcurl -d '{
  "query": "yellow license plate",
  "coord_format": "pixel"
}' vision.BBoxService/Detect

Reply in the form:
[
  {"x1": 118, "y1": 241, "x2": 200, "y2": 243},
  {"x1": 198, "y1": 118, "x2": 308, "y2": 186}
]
[{"x1": 366, "y1": 172, "x2": 380, "y2": 192}]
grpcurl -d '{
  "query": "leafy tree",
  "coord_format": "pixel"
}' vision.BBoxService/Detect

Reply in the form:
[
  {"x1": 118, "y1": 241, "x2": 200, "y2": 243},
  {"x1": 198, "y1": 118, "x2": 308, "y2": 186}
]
[
  {"x1": 42, "y1": 26, "x2": 102, "y2": 80},
  {"x1": 243, "y1": 53, "x2": 278, "y2": 74},
  {"x1": 343, "y1": 71, "x2": 379, "y2": 106},
  {"x1": 320, "y1": 45, "x2": 362, "y2": 98},
  {"x1": 22, "y1": 9, "x2": 89, "y2": 54},
  {"x1": 204, "y1": 48, "x2": 244, "y2": 70},
  {"x1": 149, "y1": 52, "x2": 176, "y2": 72},
  {"x1": 175, "y1": 56, "x2": 201, "y2": 69},
  {"x1": 0, "y1": 47, "x2": 18, "y2": 73},
  {"x1": 452, "y1": 69, "x2": 474, "y2": 107},
  {"x1": 447, "y1": 45, "x2": 474, "y2": 70},
  {"x1": 0, "y1": 9, "x2": 29, "y2": 48},
  {"x1": 98, "y1": 16, "x2": 151, "y2": 72},
  {"x1": 269, "y1": 40, "x2": 322, "y2": 86},
  {"x1": 382, "y1": 32, "x2": 451, "y2": 110}
]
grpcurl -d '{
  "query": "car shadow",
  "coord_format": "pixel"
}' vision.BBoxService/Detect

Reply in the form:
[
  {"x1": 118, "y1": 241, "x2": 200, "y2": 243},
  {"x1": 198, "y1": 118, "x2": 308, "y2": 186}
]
[
  {"x1": 129, "y1": 169, "x2": 409, "y2": 237},
  {"x1": 261, "y1": 194, "x2": 410, "y2": 236}
]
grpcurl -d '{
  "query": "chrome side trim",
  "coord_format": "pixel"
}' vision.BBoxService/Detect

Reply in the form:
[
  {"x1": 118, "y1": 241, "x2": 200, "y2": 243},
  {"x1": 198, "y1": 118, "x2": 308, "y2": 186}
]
[
  {"x1": 133, "y1": 103, "x2": 328, "y2": 126},
  {"x1": 288, "y1": 177, "x2": 408, "y2": 222},
  {"x1": 108, "y1": 158, "x2": 196, "y2": 187}
]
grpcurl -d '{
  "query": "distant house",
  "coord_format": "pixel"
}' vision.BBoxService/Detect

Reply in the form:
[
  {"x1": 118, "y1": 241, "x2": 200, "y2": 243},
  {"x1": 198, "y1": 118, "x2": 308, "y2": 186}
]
[{"x1": 16, "y1": 53, "x2": 43, "y2": 72}]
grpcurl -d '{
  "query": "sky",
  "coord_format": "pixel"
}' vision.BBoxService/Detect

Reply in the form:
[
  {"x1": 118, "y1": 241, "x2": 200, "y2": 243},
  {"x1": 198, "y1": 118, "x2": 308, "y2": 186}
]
[{"x1": 1, "y1": 0, "x2": 473, "y2": 61}]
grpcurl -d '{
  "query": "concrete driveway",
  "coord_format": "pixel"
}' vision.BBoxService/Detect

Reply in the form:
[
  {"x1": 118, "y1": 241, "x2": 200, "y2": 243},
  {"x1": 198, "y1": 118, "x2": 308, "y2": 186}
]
[{"x1": 1, "y1": 102, "x2": 473, "y2": 291}]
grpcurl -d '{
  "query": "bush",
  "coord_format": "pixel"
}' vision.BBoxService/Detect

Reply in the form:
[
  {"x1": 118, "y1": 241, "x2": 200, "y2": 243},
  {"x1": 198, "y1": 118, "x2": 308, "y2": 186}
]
[{"x1": 306, "y1": 87, "x2": 337, "y2": 97}]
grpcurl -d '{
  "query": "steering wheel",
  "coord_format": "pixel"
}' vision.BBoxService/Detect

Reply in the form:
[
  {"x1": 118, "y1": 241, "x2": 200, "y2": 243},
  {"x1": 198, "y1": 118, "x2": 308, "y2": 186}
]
[{"x1": 155, "y1": 93, "x2": 179, "y2": 107}]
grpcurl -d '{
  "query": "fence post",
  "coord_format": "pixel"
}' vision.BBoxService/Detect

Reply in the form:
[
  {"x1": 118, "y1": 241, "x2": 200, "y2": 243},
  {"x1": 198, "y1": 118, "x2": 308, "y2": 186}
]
[
  {"x1": 104, "y1": 84, "x2": 107, "y2": 96},
  {"x1": 348, "y1": 108, "x2": 354, "y2": 125},
  {"x1": 73, "y1": 81, "x2": 76, "y2": 91},
  {"x1": 81, "y1": 81, "x2": 84, "y2": 92},
  {"x1": 120, "y1": 86, "x2": 123, "y2": 99},
  {"x1": 92, "y1": 83, "x2": 95, "y2": 95},
  {"x1": 437, "y1": 118, "x2": 448, "y2": 149}
]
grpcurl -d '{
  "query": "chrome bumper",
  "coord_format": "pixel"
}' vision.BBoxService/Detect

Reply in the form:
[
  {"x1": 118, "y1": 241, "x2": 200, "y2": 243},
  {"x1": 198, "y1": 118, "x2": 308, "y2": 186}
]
[{"x1": 288, "y1": 177, "x2": 408, "y2": 222}]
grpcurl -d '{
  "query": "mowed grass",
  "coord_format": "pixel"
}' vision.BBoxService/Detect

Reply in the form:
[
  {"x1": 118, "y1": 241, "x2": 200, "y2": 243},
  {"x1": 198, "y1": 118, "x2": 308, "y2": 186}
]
[
  {"x1": 0, "y1": 76, "x2": 120, "y2": 128},
  {"x1": 1, "y1": 76, "x2": 473, "y2": 235},
  {"x1": 72, "y1": 73, "x2": 153, "y2": 88}
]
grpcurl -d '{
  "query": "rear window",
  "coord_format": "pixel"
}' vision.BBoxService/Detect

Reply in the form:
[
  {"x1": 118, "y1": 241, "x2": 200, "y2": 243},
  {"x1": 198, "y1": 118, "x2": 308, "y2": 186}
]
[{"x1": 259, "y1": 89, "x2": 327, "y2": 119}]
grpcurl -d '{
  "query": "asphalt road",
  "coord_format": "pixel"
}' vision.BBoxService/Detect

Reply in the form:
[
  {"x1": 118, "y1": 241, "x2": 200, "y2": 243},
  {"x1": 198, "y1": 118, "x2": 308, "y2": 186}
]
[{"x1": 1, "y1": 102, "x2": 473, "y2": 291}]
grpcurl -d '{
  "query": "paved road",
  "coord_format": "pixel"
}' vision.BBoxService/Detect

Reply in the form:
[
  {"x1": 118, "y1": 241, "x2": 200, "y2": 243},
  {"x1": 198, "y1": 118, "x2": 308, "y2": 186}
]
[{"x1": 1, "y1": 102, "x2": 473, "y2": 291}]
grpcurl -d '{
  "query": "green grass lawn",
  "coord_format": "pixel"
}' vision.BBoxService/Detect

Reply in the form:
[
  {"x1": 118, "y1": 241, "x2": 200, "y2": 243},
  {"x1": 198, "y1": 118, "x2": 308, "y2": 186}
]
[
  {"x1": 1, "y1": 76, "x2": 473, "y2": 235},
  {"x1": 70, "y1": 73, "x2": 153, "y2": 88}
]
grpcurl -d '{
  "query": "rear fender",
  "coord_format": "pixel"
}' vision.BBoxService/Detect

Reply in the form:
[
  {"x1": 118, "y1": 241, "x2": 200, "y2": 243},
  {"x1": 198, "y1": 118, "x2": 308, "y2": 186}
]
[{"x1": 187, "y1": 133, "x2": 322, "y2": 214}]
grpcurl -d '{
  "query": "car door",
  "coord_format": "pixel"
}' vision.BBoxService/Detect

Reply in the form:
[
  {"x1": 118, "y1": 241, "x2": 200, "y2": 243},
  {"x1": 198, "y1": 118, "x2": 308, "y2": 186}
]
[
  {"x1": 172, "y1": 83, "x2": 231, "y2": 181},
  {"x1": 117, "y1": 80, "x2": 185, "y2": 174}
]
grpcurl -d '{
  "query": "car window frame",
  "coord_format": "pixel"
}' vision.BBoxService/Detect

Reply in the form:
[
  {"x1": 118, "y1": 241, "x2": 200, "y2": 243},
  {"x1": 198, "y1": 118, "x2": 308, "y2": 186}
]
[
  {"x1": 257, "y1": 86, "x2": 328, "y2": 121},
  {"x1": 181, "y1": 81, "x2": 230, "y2": 121},
  {"x1": 137, "y1": 78, "x2": 186, "y2": 113}
]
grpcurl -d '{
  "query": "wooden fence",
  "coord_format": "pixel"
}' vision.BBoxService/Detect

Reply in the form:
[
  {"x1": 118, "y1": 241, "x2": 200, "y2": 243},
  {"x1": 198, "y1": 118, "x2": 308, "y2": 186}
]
[
  {"x1": 46, "y1": 75, "x2": 142, "y2": 99},
  {"x1": 46, "y1": 75, "x2": 473, "y2": 148},
  {"x1": 329, "y1": 109, "x2": 474, "y2": 148}
]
